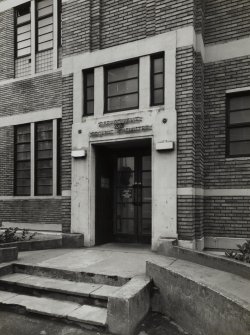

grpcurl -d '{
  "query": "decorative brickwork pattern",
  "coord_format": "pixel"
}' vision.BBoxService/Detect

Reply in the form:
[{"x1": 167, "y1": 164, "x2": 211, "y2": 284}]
[
  {"x1": 204, "y1": 56, "x2": 250, "y2": 189},
  {"x1": 0, "y1": 199, "x2": 62, "y2": 226},
  {"x1": 204, "y1": 197, "x2": 250, "y2": 238},
  {"x1": 0, "y1": 9, "x2": 14, "y2": 81},
  {"x1": 0, "y1": 72, "x2": 62, "y2": 117},
  {"x1": 205, "y1": 0, "x2": 250, "y2": 44}
]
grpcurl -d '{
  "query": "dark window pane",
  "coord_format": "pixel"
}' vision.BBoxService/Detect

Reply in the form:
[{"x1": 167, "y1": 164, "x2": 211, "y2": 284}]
[
  {"x1": 142, "y1": 188, "x2": 151, "y2": 202},
  {"x1": 107, "y1": 93, "x2": 138, "y2": 112},
  {"x1": 84, "y1": 70, "x2": 94, "y2": 116},
  {"x1": 154, "y1": 73, "x2": 164, "y2": 89},
  {"x1": 108, "y1": 78, "x2": 138, "y2": 97},
  {"x1": 153, "y1": 57, "x2": 164, "y2": 73},
  {"x1": 229, "y1": 95, "x2": 250, "y2": 111},
  {"x1": 230, "y1": 110, "x2": 250, "y2": 125},
  {"x1": 35, "y1": 121, "x2": 53, "y2": 195},
  {"x1": 106, "y1": 62, "x2": 139, "y2": 113},
  {"x1": 142, "y1": 172, "x2": 151, "y2": 186},
  {"x1": 87, "y1": 87, "x2": 94, "y2": 100},
  {"x1": 230, "y1": 127, "x2": 250, "y2": 141},
  {"x1": 86, "y1": 101, "x2": 94, "y2": 115},
  {"x1": 142, "y1": 204, "x2": 151, "y2": 219},
  {"x1": 15, "y1": 124, "x2": 31, "y2": 196},
  {"x1": 151, "y1": 54, "x2": 164, "y2": 106},
  {"x1": 108, "y1": 63, "x2": 138, "y2": 83},
  {"x1": 142, "y1": 219, "x2": 151, "y2": 234},
  {"x1": 230, "y1": 141, "x2": 250, "y2": 156},
  {"x1": 87, "y1": 73, "x2": 94, "y2": 86},
  {"x1": 117, "y1": 157, "x2": 135, "y2": 171},
  {"x1": 36, "y1": 186, "x2": 53, "y2": 195},
  {"x1": 116, "y1": 217, "x2": 135, "y2": 234},
  {"x1": 153, "y1": 89, "x2": 164, "y2": 105},
  {"x1": 142, "y1": 156, "x2": 151, "y2": 171}
]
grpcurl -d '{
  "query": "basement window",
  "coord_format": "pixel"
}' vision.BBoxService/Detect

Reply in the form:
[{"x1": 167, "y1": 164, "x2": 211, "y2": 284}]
[{"x1": 227, "y1": 92, "x2": 250, "y2": 157}]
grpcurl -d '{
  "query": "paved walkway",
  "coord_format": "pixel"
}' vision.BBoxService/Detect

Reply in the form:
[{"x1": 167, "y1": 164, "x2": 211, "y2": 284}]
[{"x1": 16, "y1": 243, "x2": 171, "y2": 278}]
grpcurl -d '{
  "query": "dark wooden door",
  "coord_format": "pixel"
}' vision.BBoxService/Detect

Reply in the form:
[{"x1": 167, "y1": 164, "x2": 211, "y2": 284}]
[{"x1": 113, "y1": 150, "x2": 152, "y2": 243}]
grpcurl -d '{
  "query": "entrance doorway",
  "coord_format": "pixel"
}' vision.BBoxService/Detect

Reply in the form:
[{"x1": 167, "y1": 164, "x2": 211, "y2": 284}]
[{"x1": 95, "y1": 140, "x2": 152, "y2": 245}]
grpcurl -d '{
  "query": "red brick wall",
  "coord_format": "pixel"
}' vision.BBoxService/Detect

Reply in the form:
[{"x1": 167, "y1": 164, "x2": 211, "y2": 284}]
[{"x1": 0, "y1": 199, "x2": 62, "y2": 226}]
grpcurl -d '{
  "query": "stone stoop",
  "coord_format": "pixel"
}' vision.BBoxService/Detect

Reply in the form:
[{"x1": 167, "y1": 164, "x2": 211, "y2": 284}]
[
  {"x1": 146, "y1": 257, "x2": 250, "y2": 335},
  {"x1": 0, "y1": 263, "x2": 152, "y2": 334}
]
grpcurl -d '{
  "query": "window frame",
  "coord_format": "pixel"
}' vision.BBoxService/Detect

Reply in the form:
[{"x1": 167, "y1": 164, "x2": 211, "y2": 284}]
[
  {"x1": 34, "y1": 120, "x2": 53, "y2": 196},
  {"x1": 83, "y1": 68, "x2": 95, "y2": 117},
  {"x1": 35, "y1": 0, "x2": 54, "y2": 54},
  {"x1": 15, "y1": 2, "x2": 31, "y2": 59},
  {"x1": 150, "y1": 52, "x2": 165, "y2": 107},
  {"x1": 104, "y1": 59, "x2": 140, "y2": 114},
  {"x1": 226, "y1": 91, "x2": 250, "y2": 158},
  {"x1": 14, "y1": 123, "x2": 31, "y2": 196},
  {"x1": 14, "y1": 119, "x2": 61, "y2": 197}
]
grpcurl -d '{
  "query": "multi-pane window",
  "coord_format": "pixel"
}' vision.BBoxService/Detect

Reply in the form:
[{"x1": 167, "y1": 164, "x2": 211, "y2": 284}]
[
  {"x1": 14, "y1": 120, "x2": 61, "y2": 196},
  {"x1": 35, "y1": 121, "x2": 53, "y2": 195},
  {"x1": 151, "y1": 54, "x2": 164, "y2": 106},
  {"x1": 15, "y1": 124, "x2": 31, "y2": 196},
  {"x1": 15, "y1": 2, "x2": 31, "y2": 58},
  {"x1": 37, "y1": 0, "x2": 53, "y2": 52},
  {"x1": 105, "y1": 61, "x2": 139, "y2": 113},
  {"x1": 227, "y1": 92, "x2": 250, "y2": 157},
  {"x1": 84, "y1": 69, "x2": 94, "y2": 116}
]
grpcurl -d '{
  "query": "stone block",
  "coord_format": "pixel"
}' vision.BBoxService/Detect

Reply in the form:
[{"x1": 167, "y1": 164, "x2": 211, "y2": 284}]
[{"x1": 107, "y1": 275, "x2": 151, "y2": 335}]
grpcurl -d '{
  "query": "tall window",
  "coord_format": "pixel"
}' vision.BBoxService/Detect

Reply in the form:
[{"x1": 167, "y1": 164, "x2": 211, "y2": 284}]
[
  {"x1": 14, "y1": 120, "x2": 61, "y2": 196},
  {"x1": 84, "y1": 69, "x2": 94, "y2": 116},
  {"x1": 14, "y1": 124, "x2": 31, "y2": 196},
  {"x1": 105, "y1": 60, "x2": 139, "y2": 113},
  {"x1": 227, "y1": 92, "x2": 250, "y2": 157},
  {"x1": 151, "y1": 53, "x2": 164, "y2": 106},
  {"x1": 36, "y1": 0, "x2": 53, "y2": 52},
  {"x1": 35, "y1": 121, "x2": 53, "y2": 195},
  {"x1": 15, "y1": 2, "x2": 31, "y2": 58}
]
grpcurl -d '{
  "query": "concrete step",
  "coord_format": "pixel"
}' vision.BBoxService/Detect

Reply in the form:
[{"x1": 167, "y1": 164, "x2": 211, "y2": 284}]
[
  {"x1": 0, "y1": 273, "x2": 120, "y2": 307},
  {"x1": 13, "y1": 263, "x2": 129, "y2": 286},
  {"x1": 147, "y1": 257, "x2": 250, "y2": 335},
  {"x1": 0, "y1": 290, "x2": 107, "y2": 330}
]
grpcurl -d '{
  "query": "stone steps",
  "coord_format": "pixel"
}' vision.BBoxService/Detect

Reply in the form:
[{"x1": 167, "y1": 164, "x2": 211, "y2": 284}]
[
  {"x1": 0, "y1": 264, "x2": 152, "y2": 334},
  {"x1": 0, "y1": 273, "x2": 120, "y2": 307},
  {"x1": 0, "y1": 290, "x2": 107, "y2": 329}
]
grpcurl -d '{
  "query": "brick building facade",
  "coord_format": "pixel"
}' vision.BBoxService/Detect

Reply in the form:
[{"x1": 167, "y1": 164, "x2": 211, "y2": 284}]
[{"x1": 0, "y1": 0, "x2": 249, "y2": 250}]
